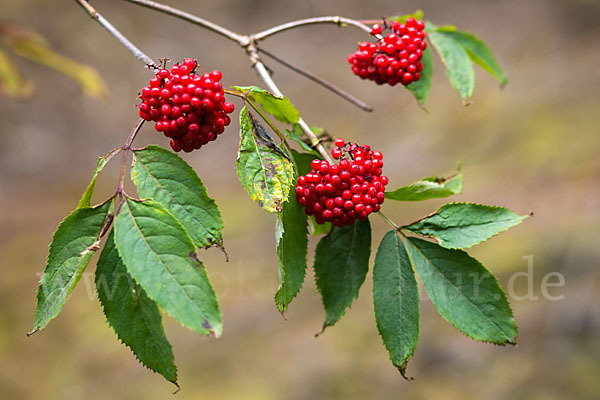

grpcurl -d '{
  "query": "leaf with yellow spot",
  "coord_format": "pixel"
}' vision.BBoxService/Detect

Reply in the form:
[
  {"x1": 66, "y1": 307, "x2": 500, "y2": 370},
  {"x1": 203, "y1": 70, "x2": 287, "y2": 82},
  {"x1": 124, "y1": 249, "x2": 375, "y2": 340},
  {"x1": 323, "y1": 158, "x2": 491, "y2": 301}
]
[{"x1": 236, "y1": 106, "x2": 294, "y2": 213}]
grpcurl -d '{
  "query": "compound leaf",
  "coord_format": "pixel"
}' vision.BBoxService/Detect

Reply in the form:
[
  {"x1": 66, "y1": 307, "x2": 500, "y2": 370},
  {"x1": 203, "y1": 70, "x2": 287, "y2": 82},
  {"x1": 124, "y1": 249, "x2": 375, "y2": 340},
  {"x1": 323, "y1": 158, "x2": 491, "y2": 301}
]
[
  {"x1": 113, "y1": 198, "x2": 221, "y2": 336},
  {"x1": 233, "y1": 85, "x2": 299, "y2": 124},
  {"x1": 236, "y1": 106, "x2": 294, "y2": 213},
  {"x1": 373, "y1": 231, "x2": 419, "y2": 378},
  {"x1": 131, "y1": 145, "x2": 223, "y2": 249},
  {"x1": 428, "y1": 30, "x2": 475, "y2": 100},
  {"x1": 314, "y1": 219, "x2": 371, "y2": 330},
  {"x1": 406, "y1": 237, "x2": 517, "y2": 344},
  {"x1": 32, "y1": 200, "x2": 111, "y2": 332},
  {"x1": 406, "y1": 202, "x2": 528, "y2": 249},
  {"x1": 96, "y1": 230, "x2": 177, "y2": 384},
  {"x1": 386, "y1": 168, "x2": 462, "y2": 201}
]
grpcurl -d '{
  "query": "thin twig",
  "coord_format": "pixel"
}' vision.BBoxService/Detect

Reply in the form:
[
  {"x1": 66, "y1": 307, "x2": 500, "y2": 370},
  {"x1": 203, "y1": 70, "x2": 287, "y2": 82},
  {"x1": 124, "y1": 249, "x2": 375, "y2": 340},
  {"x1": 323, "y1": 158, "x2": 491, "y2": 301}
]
[
  {"x1": 117, "y1": 118, "x2": 145, "y2": 196},
  {"x1": 257, "y1": 47, "x2": 373, "y2": 112},
  {"x1": 122, "y1": 0, "x2": 249, "y2": 46},
  {"x1": 83, "y1": 0, "x2": 367, "y2": 163},
  {"x1": 253, "y1": 16, "x2": 373, "y2": 41},
  {"x1": 74, "y1": 0, "x2": 158, "y2": 69},
  {"x1": 249, "y1": 49, "x2": 332, "y2": 163}
]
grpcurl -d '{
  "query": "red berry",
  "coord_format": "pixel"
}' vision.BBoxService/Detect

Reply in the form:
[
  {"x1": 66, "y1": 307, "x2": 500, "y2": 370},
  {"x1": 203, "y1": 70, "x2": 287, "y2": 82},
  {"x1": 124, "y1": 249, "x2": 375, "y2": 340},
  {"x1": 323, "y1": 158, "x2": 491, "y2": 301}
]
[
  {"x1": 295, "y1": 140, "x2": 386, "y2": 226},
  {"x1": 138, "y1": 62, "x2": 234, "y2": 152},
  {"x1": 348, "y1": 20, "x2": 426, "y2": 86},
  {"x1": 334, "y1": 138, "x2": 345, "y2": 147},
  {"x1": 223, "y1": 102, "x2": 235, "y2": 113},
  {"x1": 149, "y1": 76, "x2": 162, "y2": 87}
]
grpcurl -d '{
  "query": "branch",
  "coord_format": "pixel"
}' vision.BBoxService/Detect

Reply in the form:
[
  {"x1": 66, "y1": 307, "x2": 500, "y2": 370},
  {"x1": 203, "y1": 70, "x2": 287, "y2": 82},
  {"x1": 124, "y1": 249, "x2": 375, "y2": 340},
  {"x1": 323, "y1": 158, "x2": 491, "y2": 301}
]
[
  {"x1": 84, "y1": 0, "x2": 364, "y2": 163},
  {"x1": 117, "y1": 118, "x2": 145, "y2": 195},
  {"x1": 74, "y1": 0, "x2": 158, "y2": 69},
  {"x1": 253, "y1": 16, "x2": 373, "y2": 41},
  {"x1": 122, "y1": 0, "x2": 249, "y2": 46},
  {"x1": 257, "y1": 47, "x2": 373, "y2": 112},
  {"x1": 250, "y1": 51, "x2": 332, "y2": 163}
]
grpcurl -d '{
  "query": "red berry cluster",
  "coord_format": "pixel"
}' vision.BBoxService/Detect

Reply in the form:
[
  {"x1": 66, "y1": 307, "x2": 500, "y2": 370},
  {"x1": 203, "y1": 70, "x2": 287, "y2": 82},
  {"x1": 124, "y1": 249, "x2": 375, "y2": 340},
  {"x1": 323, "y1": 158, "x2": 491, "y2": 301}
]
[
  {"x1": 295, "y1": 139, "x2": 388, "y2": 227},
  {"x1": 138, "y1": 58, "x2": 235, "y2": 152},
  {"x1": 348, "y1": 17, "x2": 427, "y2": 86}
]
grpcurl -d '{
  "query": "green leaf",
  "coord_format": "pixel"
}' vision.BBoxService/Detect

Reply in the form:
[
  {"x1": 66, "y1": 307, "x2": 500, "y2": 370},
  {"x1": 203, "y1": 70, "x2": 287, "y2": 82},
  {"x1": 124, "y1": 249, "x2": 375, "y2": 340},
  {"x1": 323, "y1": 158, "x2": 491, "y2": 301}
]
[
  {"x1": 285, "y1": 124, "x2": 320, "y2": 156},
  {"x1": 314, "y1": 219, "x2": 371, "y2": 330},
  {"x1": 236, "y1": 106, "x2": 295, "y2": 213},
  {"x1": 405, "y1": 237, "x2": 517, "y2": 344},
  {"x1": 428, "y1": 30, "x2": 475, "y2": 100},
  {"x1": 96, "y1": 230, "x2": 177, "y2": 384},
  {"x1": 388, "y1": 10, "x2": 425, "y2": 23},
  {"x1": 406, "y1": 202, "x2": 529, "y2": 249},
  {"x1": 435, "y1": 27, "x2": 507, "y2": 85},
  {"x1": 274, "y1": 191, "x2": 309, "y2": 313},
  {"x1": 290, "y1": 149, "x2": 316, "y2": 175},
  {"x1": 78, "y1": 148, "x2": 121, "y2": 209},
  {"x1": 406, "y1": 45, "x2": 433, "y2": 107},
  {"x1": 131, "y1": 145, "x2": 223, "y2": 249},
  {"x1": 373, "y1": 231, "x2": 419, "y2": 378},
  {"x1": 385, "y1": 168, "x2": 463, "y2": 201},
  {"x1": 113, "y1": 198, "x2": 222, "y2": 336},
  {"x1": 32, "y1": 201, "x2": 111, "y2": 332},
  {"x1": 233, "y1": 85, "x2": 299, "y2": 124},
  {"x1": 309, "y1": 215, "x2": 332, "y2": 236},
  {"x1": 289, "y1": 149, "x2": 329, "y2": 237}
]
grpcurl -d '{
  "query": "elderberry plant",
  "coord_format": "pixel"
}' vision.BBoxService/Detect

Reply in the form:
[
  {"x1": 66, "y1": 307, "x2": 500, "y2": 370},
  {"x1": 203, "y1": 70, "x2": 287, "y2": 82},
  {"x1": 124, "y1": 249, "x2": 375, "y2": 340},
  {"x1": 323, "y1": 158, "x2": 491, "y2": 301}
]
[{"x1": 29, "y1": 0, "x2": 527, "y2": 388}]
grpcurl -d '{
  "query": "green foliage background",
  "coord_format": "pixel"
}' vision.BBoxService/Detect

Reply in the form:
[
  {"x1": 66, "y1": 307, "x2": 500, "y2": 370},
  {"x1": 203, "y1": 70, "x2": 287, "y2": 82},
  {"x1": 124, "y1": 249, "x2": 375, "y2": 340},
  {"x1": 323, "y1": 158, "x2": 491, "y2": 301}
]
[{"x1": 1, "y1": 0, "x2": 599, "y2": 399}]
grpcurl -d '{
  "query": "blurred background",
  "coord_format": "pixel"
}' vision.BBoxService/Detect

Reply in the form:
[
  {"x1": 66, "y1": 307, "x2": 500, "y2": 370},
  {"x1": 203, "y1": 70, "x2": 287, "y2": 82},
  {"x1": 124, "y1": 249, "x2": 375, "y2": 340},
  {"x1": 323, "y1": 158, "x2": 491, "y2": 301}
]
[{"x1": 1, "y1": 0, "x2": 599, "y2": 399}]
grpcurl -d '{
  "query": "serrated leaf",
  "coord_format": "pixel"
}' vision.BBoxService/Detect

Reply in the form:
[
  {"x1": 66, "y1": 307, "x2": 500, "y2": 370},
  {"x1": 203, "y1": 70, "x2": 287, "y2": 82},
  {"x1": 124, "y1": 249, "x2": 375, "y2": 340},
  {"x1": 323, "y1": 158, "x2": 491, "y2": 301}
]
[
  {"x1": 428, "y1": 30, "x2": 475, "y2": 100},
  {"x1": 32, "y1": 201, "x2": 111, "y2": 332},
  {"x1": 96, "y1": 230, "x2": 177, "y2": 383},
  {"x1": 0, "y1": 48, "x2": 33, "y2": 99},
  {"x1": 236, "y1": 106, "x2": 294, "y2": 213},
  {"x1": 386, "y1": 169, "x2": 463, "y2": 201},
  {"x1": 388, "y1": 10, "x2": 425, "y2": 23},
  {"x1": 233, "y1": 85, "x2": 299, "y2": 124},
  {"x1": 373, "y1": 231, "x2": 419, "y2": 378},
  {"x1": 435, "y1": 27, "x2": 507, "y2": 85},
  {"x1": 314, "y1": 219, "x2": 371, "y2": 330},
  {"x1": 113, "y1": 198, "x2": 222, "y2": 336},
  {"x1": 405, "y1": 237, "x2": 517, "y2": 344},
  {"x1": 274, "y1": 191, "x2": 308, "y2": 313},
  {"x1": 78, "y1": 147, "x2": 121, "y2": 209},
  {"x1": 406, "y1": 202, "x2": 528, "y2": 249},
  {"x1": 131, "y1": 145, "x2": 223, "y2": 249},
  {"x1": 406, "y1": 45, "x2": 433, "y2": 107}
]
